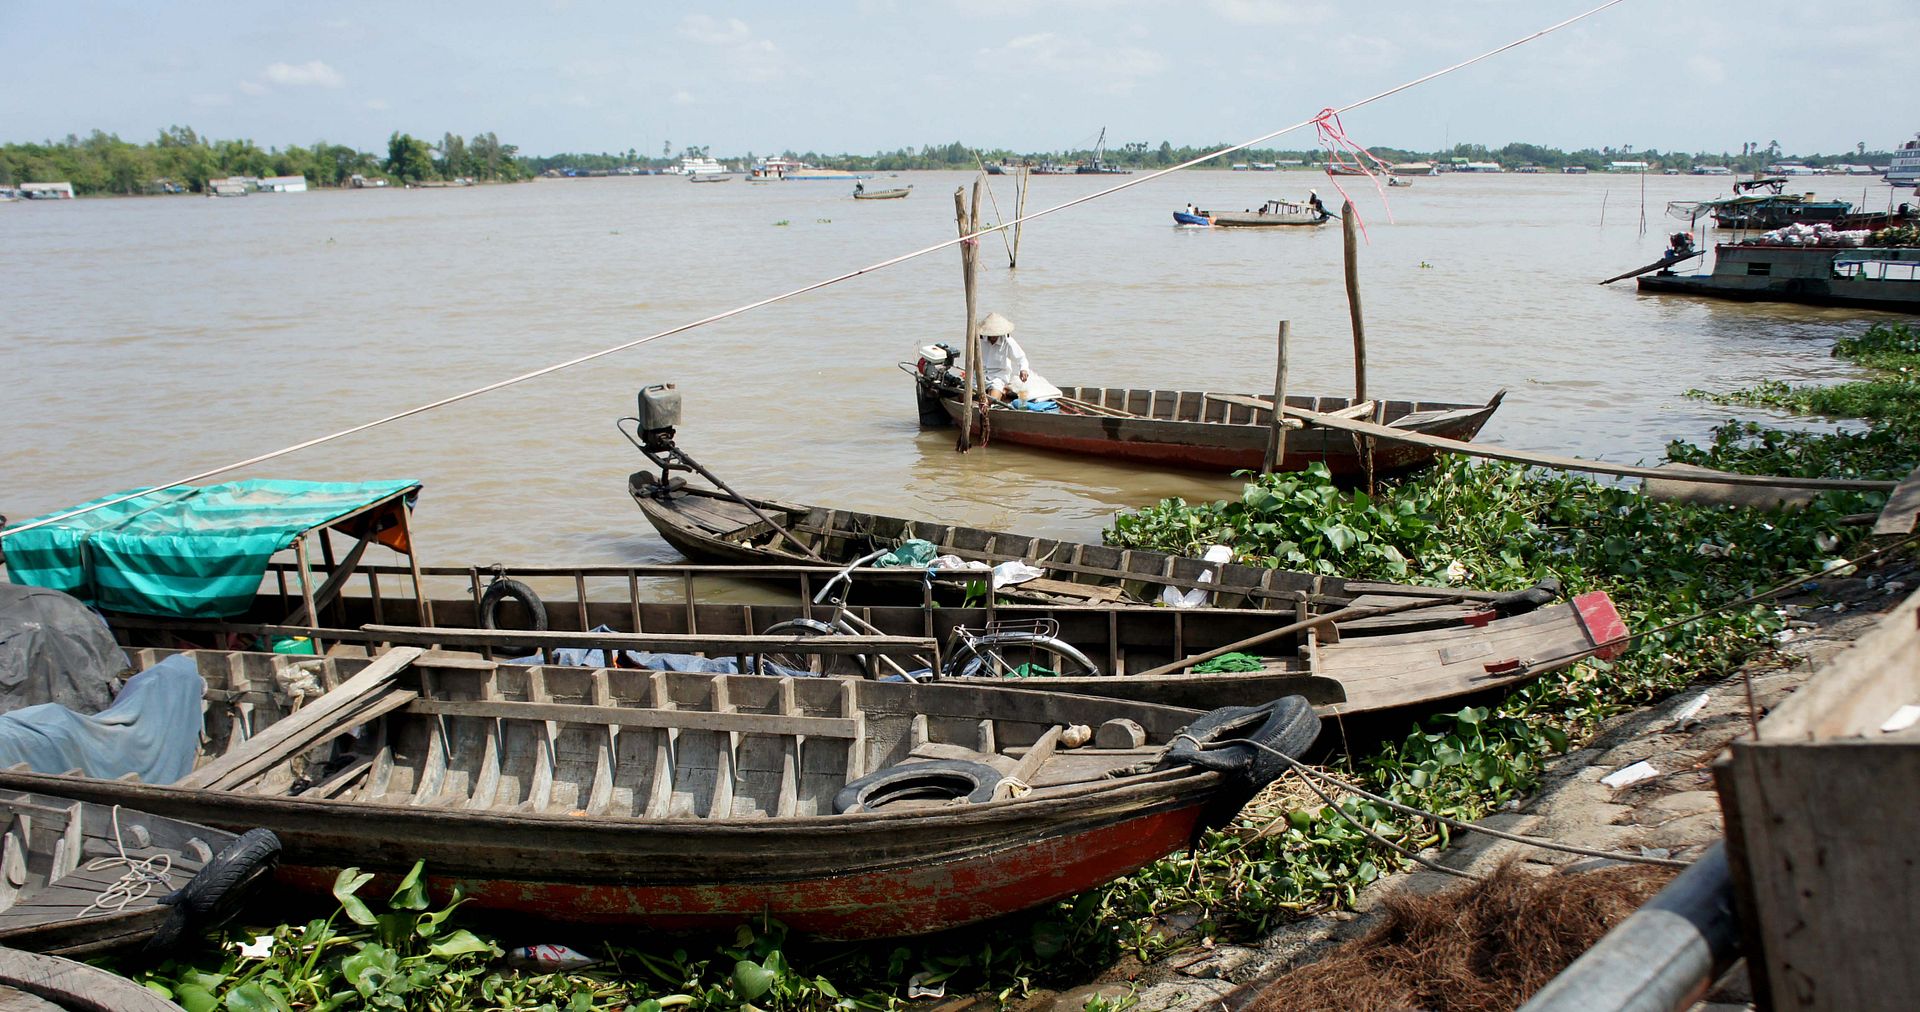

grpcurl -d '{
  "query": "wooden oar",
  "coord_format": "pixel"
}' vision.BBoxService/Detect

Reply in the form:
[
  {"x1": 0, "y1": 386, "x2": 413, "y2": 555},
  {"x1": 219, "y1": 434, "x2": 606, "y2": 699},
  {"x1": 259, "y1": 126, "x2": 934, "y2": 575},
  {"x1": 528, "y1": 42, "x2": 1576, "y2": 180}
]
[
  {"x1": 995, "y1": 725, "x2": 1065, "y2": 800},
  {"x1": 1130, "y1": 595, "x2": 1467, "y2": 680},
  {"x1": 1233, "y1": 397, "x2": 1899, "y2": 492}
]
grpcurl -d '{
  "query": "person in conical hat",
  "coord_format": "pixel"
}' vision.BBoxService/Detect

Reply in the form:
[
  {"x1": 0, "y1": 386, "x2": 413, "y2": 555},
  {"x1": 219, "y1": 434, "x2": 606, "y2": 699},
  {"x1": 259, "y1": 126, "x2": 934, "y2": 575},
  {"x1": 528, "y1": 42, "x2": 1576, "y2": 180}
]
[{"x1": 976, "y1": 312, "x2": 1061, "y2": 403}]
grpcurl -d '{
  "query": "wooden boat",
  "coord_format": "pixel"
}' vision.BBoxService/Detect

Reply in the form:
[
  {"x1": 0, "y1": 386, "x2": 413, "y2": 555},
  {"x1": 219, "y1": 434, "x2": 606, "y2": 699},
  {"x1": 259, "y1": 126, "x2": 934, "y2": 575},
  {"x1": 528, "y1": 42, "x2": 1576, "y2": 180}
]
[
  {"x1": 0, "y1": 946, "x2": 181, "y2": 1011},
  {"x1": 1637, "y1": 242, "x2": 1920, "y2": 314},
  {"x1": 0, "y1": 790, "x2": 275, "y2": 956},
  {"x1": 0, "y1": 648, "x2": 1319, "y2": 940},
  {"x1": 1174, "y1": 199, "x2": 1329, "y2": 228},
  {"x1": 852, "y1": 185, "x2": 911, "y2": 200},
  {"x1": 99, "y1": 547, "x2": 1627, "y2": 717},
  {"x1": 906, "y1": 368, "x2": 1505, "y2": 474},
  {"x1": 626, "y1": 479, "x2": 1483, "y2": 613},
  {"x1": 687, "y1": 173, "x2": 733, "y2": 184}
]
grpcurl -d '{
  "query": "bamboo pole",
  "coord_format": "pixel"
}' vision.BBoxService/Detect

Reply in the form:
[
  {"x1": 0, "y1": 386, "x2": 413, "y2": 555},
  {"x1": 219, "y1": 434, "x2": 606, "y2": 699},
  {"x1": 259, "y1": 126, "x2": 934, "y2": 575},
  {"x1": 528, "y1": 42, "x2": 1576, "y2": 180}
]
[
  {"x1": 1341, "y1": 200, "x2": 1366, "y2": 403},
  {"x1": 968, "y1": 178, "x2": 986, "y2": 446},
  {"x1": 1011, "y1": 166, "x2": 1029, "y2": 268},
  {"x1": 294, "y1": 535, "x2": 324, "y2": 655},
  {"x1": 954, "y1": 187, "x2": 981, "y2": 452},
  {"x1": 1262, "y1": 321, "x2": 1291, "y2": 474}
]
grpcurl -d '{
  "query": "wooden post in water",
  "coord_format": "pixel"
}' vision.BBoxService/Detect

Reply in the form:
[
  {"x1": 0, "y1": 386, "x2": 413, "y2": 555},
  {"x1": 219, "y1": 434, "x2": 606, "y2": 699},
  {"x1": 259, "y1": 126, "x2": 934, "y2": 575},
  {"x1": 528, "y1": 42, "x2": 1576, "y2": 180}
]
[
  {"x1": 967, "y1": 178, "x2": 986, "y2": 445},
  {"x1": 1011, "y1": 165, "x2": 1029, "y2": 268},
  {"x1": 954, "y1": 187, "x2": 981, "y2": 451},
  {"x1": 1341, "y1": 200, "x2": 1367, "y2": 404},
  {"x1": 1262, "y1": 321, "x2": 1292, "y2": 474}
]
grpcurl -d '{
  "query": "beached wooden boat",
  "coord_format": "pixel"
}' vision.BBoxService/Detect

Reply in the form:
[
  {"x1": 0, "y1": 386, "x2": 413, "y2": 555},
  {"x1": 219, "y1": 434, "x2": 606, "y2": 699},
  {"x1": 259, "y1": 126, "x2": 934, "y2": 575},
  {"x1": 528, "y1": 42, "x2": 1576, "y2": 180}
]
[
  {"x1": 0, "y1": 790, "x2": 274, "y2": 956},
  {"x1": 100, "y1": 549, "x2": 1626, "y2": 717},
  {"x1": 852, "y1": 186, "x2": 911, "y2": 200},
  {"x1": 906, "y1": 372, "x2": 1504, "y2": 474},
  {"x1": 0, "y1": 648, "x2": 1319, "y2": 939},
  {"x1": 626, "y1": 479, "x2": 1479, "y2": 613}
]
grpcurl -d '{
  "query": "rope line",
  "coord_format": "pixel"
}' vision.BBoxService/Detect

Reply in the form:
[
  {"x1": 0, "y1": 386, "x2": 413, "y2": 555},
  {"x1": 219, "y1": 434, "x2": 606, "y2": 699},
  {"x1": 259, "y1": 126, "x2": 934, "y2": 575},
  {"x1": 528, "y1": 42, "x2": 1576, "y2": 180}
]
[
  {"x1": 0, "y1": 0, "x2": 1632, "y2": 542},
  {"x1": 81, "y1": 805, "x2": 176, "y2": 916}
]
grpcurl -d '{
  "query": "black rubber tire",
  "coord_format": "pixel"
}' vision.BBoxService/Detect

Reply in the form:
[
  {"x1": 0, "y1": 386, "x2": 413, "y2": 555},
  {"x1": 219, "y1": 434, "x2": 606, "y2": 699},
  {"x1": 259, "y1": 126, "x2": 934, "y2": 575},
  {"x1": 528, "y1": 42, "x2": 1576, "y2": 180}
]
[
  {"x1": 758, "y1": 618, "x2": 869, "y2": 677},
  {"x1": 833, "y1": 759, "x2": 1005, "y2": 814},
  {"x1": 1160, "y1": 695, "x2": 1320, "y2": 789},
  {"x1": 1490, "y1": 576, "x2": 1562, "y2": 617},
  {"x1": 480, "y1": 576, "x2": 548, "y2": 633},
  {"x1": 146, "y1": 829, "x2": 282, "y2": 951}
]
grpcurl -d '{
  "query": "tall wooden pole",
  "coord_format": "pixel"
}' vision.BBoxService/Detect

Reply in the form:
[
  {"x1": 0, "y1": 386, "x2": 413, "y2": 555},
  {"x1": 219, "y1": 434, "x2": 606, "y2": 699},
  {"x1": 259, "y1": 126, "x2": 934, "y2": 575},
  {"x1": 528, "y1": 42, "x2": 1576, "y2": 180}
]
[
  {"x1": 1341, "y1": 200, "x2": 1367, "y2": 404},
  {"x1": 1011, "y1": 166, "x2": 1029, "y2": 268},
  {"x1": 967, "y1": 178, "x2": 986, "y2": 445},
  {"x1": 954, "y1": 187, "x2": 980, "y2": 451},
  {"x1": 1262, "y1": 321, "x2": 1292, "y2": 474}
]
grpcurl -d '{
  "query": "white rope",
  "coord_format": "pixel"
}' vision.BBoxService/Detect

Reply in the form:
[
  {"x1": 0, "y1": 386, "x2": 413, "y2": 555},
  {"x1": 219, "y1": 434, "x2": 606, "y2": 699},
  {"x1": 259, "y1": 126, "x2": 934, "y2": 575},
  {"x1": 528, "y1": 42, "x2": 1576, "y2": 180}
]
[
  {"x1": 0, "y1": 0, "x2": 1632, "y2": 542},
  {"x1": 80, "y1": 805, "x2": 176, "y2": 916}
]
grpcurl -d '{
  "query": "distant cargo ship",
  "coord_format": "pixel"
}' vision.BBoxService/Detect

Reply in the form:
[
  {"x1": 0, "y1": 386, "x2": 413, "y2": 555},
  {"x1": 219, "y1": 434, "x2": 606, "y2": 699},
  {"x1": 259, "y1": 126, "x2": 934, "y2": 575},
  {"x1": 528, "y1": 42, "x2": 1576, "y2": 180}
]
[{"x1": 1889, "y1": 133, "x2": 1920, "y2": 186}]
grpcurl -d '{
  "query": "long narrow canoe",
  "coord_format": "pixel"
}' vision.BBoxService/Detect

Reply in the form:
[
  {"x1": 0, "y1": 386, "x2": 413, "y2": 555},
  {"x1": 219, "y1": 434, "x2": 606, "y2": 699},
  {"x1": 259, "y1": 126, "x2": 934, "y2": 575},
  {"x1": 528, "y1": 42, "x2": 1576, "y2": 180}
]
[
  {"x1": 912, "y1": 378, "x2": 1505, "y2": 475},
  {"x1": 0, "y1": 649, "x2": 1311, "y2": 940},
  {"x1": 99, "y1": 556, "x2": 1627, "y2": 719},
  {"x1": 626, "y1": 478, "x2": 1503, "y2": 622}
]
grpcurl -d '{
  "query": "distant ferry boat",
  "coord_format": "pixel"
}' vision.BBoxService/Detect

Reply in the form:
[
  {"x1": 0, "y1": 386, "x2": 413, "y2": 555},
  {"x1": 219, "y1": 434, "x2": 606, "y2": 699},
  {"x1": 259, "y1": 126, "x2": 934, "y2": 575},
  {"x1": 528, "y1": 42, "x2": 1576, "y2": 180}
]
[
  {"x1": 748, "y1": 157, "x2": 870, "y2": 181},
  {"x1": 1890, "y1": 134, "x2": 1920, "y2": 186},
  {"x1": 670, "y1": 156, "x2": 729, "y2": 176}
]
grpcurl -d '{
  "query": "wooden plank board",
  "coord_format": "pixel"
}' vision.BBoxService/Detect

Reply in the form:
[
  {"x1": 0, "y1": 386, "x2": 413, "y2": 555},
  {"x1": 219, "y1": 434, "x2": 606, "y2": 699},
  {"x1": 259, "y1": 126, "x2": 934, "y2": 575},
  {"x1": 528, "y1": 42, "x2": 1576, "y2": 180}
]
[
  {"x1": 178, "y1": 647, "x2": 422, "y2": 789},
  {"x1": 406, "y1": 698, "x2": 864, "y2": 739},
  {"x1": 0, "y1": 946, "x2": 182, "y2": 1012},
  {"x1": 1872, "y1": 464, "x2": 1920, "y2": 535},
  {"x1": 360, "y1": 625, "x2": 931, "y2": 655}
]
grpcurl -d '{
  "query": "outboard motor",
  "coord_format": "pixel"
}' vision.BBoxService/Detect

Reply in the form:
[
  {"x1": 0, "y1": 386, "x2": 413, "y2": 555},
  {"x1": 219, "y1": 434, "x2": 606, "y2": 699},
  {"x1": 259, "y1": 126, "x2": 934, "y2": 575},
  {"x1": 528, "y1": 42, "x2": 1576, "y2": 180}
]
[{"x1": 913, "y1": 343, "x2": 964, "y2": 427}]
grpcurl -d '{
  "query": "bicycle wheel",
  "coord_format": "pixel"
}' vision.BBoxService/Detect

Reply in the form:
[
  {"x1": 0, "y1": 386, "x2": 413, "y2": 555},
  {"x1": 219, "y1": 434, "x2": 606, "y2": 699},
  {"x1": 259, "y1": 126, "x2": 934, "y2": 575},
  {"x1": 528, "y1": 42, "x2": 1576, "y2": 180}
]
[
  {"x1": 944, "y1": 632, "x2": 1100, "y2": 680},
  {"x1": 757, "y1": 618, "x2": 869, "y2": 677}
]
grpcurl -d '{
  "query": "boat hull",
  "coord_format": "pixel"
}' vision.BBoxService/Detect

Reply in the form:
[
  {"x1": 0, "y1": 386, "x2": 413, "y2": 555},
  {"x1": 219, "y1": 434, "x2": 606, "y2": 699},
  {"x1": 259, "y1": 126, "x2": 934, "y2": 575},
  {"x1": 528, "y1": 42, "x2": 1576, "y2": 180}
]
[
  {"x1": 933, "y1": 387, "x2": 1502, "y2": 476},
  {"x1": 1636, "y1": 272, "x2": 1920, "y2": 313}
]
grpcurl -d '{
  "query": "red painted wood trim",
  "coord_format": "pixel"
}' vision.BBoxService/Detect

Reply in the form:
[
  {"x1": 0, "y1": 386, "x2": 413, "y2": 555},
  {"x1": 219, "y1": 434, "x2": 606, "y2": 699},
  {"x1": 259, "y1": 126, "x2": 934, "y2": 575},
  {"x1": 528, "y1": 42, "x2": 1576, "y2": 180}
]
[{"x1": 1572, "y1": 591, "x2": 1630, "y2": 660}]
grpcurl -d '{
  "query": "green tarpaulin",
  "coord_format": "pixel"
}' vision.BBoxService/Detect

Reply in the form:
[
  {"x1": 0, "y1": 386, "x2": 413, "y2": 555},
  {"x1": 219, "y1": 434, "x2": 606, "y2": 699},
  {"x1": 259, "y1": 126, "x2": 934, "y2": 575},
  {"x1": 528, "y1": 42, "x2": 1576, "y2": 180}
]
[{"x1": 2, "y1": 479, "x2": 420, "y2": 619}]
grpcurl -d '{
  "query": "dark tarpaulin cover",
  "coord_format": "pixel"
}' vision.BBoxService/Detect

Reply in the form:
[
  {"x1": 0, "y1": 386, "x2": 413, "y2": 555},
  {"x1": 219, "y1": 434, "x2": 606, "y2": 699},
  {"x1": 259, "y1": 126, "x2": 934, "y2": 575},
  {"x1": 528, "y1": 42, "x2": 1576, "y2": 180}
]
[{"x1": 0, "y1": 583, "x2": 129, "y2": 714}]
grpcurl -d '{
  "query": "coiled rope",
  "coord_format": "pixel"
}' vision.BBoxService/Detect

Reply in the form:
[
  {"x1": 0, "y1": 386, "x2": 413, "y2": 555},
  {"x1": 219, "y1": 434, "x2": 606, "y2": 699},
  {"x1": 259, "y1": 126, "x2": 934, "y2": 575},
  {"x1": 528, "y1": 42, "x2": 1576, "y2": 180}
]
[
  {"x1": 0, "y1": 0, "x2": 1632, "y2": 542},
  {"x1": 81, "y1": 806, "x2": 176, "y2": 916}
]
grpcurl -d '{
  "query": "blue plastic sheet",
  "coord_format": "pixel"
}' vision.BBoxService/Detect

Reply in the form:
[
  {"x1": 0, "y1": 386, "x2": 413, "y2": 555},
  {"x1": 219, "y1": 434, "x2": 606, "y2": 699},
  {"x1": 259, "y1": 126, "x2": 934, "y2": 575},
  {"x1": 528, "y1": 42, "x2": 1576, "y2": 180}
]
[{"x1": 0, "y1": 654, "x2": 207, "y2": 785}]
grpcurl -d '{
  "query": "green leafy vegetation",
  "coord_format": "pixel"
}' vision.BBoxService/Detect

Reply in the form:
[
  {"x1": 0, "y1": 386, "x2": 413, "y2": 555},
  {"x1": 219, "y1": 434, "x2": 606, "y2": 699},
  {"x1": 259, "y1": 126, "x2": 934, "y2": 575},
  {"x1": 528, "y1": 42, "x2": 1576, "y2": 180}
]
[
  {"x1": 0, "y1": 126, "x2": 528, "y2": 195},
  {"x1": 126, "y1": 325, "x2": 1914, "y2": 1008}
]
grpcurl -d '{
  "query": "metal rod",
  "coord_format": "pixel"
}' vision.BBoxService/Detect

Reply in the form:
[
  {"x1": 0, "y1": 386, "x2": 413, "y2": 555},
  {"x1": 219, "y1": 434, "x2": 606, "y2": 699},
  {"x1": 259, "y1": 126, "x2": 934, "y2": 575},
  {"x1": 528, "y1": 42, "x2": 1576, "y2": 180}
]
[{"x1": 1518, "y1": 842, "x2": 1738, "y2": 1012}]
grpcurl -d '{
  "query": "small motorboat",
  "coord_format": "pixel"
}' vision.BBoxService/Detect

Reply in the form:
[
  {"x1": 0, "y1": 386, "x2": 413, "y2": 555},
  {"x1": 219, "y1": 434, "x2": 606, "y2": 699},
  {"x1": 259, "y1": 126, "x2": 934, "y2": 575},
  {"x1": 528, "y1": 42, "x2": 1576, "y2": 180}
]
[
  {"x1": 852, "y1": 185, "x2": 912, "y2": 200},
  {"x1": 1172, "y1": 199, "x2": 1330, "y2": 227}
]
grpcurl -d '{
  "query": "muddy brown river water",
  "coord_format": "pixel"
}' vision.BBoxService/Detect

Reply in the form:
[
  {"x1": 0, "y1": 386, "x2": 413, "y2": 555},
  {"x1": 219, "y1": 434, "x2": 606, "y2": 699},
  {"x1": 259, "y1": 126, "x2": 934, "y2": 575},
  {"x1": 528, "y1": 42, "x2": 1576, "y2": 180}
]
[{"x1": 2, "y1": 170, "x2": 1908, "y2": 568}]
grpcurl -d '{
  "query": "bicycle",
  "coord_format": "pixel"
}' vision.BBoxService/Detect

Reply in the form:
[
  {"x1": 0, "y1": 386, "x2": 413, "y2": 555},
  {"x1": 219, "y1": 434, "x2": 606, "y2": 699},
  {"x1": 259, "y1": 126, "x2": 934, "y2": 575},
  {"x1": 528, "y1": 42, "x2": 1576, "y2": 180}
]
[{"x1": 754, "y1": 549, "x2": 1101, "y2": 682}]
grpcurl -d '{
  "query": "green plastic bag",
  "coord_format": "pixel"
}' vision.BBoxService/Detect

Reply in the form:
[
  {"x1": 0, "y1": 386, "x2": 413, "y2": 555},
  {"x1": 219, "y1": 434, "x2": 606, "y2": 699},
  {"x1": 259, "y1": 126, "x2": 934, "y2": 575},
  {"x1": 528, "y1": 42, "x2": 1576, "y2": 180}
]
[{"x1": 875, "y1": 539, "x2": 938, "y2": 568}]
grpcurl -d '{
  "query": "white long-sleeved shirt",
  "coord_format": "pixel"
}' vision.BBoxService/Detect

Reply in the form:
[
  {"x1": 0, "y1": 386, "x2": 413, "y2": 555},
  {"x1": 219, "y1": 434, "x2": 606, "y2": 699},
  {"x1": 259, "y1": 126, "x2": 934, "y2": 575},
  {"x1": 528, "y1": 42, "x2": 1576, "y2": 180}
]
[{"x1": 980, "y1": 335, "x2": 1061, "y2": 400}]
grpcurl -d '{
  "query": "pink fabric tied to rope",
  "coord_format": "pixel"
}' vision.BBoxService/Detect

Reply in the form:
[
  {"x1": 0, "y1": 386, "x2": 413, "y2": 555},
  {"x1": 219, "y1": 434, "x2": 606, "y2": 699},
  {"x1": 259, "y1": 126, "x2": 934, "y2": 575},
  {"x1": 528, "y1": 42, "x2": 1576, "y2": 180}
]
[{"x1": 1313, "y1": 108, "x2": 1397, "y2": 239}]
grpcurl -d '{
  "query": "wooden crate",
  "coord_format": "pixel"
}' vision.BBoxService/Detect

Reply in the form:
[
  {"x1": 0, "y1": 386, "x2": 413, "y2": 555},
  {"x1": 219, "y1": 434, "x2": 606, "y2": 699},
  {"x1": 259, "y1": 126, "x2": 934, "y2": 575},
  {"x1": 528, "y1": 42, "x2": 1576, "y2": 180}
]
[{"x1": 1715, "y1": 585, "x2": 1920, "y2": 1011}]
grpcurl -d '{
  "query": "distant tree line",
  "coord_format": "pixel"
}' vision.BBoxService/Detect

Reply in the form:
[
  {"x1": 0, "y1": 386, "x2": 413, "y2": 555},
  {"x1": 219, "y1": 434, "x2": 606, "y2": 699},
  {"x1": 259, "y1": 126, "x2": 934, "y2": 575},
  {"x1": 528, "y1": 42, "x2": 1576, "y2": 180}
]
[
  {"x1": 4, "y1": 129, "x2": 1897, "y2": 195},
  {"x1": 0, "y1": 127, "x2": 530, "y2": 195}
]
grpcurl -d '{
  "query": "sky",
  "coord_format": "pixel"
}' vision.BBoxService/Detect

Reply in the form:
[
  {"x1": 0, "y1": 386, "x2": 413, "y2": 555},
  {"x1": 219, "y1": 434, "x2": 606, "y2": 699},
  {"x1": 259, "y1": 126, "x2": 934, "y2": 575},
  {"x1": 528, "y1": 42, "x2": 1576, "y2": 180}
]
[{"x1": 4, "y1": 0, "x2": 1915, "y2": 159}]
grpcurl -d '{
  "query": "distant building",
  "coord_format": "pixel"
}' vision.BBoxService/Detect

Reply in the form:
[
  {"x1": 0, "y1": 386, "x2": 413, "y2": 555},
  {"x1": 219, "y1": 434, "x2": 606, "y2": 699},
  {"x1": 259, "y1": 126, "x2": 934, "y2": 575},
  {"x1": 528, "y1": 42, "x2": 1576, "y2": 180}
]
[
  {"x1": 259, "y1": 175, "x2": 308, "y2": 193},
  {"x1": 347, "y1": 174, "x2": 389, "y2": 188},
  {"x1": 20, "y1": 182, "x2": 75, "y2": 199},
  {"x1": 1513, "y1": 165, "x2": 1546, "y2": 173},
  {"x1": 1562, "y1": 166, "x2": 1590, "y2": 174},
  {"x1": 1456, "y1": 161, "x2": 1503, "y2": 173},
  {"x1": 209, "y1": 178, "x2": 250, "y2": 197},
  {"x1": 1608, "y1": 161, "x2": 1650, "y2": 172},
  {"x1": 1692, "y1": 165, "x2": 1734, "y2": 175}
]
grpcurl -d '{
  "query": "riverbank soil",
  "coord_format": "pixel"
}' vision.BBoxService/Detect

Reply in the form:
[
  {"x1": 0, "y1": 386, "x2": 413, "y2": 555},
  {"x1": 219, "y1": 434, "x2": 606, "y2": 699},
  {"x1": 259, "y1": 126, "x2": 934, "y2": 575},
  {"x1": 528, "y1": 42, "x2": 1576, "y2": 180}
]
[{"x1": 933, "y1": 555, "x2": 1914, "y2": 1012}]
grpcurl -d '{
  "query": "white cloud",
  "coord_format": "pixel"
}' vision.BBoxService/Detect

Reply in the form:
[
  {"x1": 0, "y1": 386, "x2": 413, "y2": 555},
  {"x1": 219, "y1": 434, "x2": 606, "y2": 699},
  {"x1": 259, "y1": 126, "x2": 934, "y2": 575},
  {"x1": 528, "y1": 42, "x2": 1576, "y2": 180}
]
[
  {"x1": 978, "y1": 33, "x2": 1166, "y2": 94},
  {"x1": 238, "y1": 80, "x2": 268, "y2": 96},
  {"x1": 263, "y1": 60, "x2": 345, "y2": 88},
  {"x1": 1686, "y1": 55, "x2": 1726, "y2": 86},
  {"x1": 1207, "y1": 0, "x2": 1331, "y2": 26},
  {"x1": 672, "y1": 89, "x2": 696, "y2": 106},
  {"x1": 676, "y1": 15, "x2": 789, "y2": 83},
  {"x1": 679, "y1": 14, "x2": 751, "y2": 46},
  {"x1": 364, "y1": 97, "x2": 389, "y2": 111}
]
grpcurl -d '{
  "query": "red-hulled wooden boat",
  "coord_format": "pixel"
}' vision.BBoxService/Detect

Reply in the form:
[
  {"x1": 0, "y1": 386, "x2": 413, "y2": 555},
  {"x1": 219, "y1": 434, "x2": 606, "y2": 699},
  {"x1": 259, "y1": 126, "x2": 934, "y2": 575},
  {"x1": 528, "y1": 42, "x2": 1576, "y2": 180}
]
[{"x1": 0, "y1": 648, "x2": 1315, "y2": 940}]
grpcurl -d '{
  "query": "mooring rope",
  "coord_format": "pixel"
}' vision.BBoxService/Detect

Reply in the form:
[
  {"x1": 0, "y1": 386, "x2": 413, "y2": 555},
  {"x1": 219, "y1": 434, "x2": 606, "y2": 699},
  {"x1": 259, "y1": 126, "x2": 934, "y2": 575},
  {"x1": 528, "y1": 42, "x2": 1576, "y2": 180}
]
[
  {"x1": 81, "y1": 805, "x2": 176, "y2": 916},
  {"x1": 0, "y1": 0, "x2": 1633, "y2": 542}
]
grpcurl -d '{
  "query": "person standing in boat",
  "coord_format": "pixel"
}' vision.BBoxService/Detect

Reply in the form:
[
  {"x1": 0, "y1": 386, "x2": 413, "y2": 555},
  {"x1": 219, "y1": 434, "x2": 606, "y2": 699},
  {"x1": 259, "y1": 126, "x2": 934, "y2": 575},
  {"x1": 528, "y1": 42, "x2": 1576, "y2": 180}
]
[
  {"x1": 1307, "y1": 190, "x2": 1329, "y2": 220},
  {"x1": 977, "y1": 312, "x2": 1062, "y2": 402}
]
